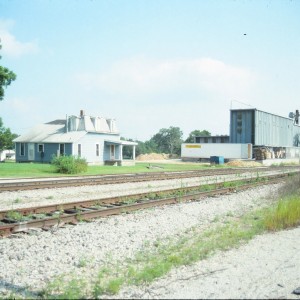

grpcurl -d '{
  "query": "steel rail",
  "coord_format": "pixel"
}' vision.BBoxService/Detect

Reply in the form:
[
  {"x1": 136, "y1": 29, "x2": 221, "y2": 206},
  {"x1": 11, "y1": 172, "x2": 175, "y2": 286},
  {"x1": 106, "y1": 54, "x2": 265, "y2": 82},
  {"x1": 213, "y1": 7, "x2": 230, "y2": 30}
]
[
  {"x1": 0, "y1": 165, "x2": 299, "y2": 192},
  {"x1": 0, "y1": 173, "x2": 290, "y2": 237},
  {"x1": 0, "y1": 172, "x2": 291, "y2": 220},
  {"x1": 0, "y1": 170, "x2": 241, "y2": 191}
]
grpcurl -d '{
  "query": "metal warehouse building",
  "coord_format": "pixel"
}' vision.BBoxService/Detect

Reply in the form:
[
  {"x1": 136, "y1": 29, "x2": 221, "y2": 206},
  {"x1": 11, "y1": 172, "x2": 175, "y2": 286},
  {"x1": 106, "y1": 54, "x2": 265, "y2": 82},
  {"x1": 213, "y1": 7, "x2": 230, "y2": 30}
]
[
  {"x1": 182, "y1": 108, "x2": 300, "y2": 162},
  {"x1": 230, "y1": 108, "x2": 300, "y2": 147}
]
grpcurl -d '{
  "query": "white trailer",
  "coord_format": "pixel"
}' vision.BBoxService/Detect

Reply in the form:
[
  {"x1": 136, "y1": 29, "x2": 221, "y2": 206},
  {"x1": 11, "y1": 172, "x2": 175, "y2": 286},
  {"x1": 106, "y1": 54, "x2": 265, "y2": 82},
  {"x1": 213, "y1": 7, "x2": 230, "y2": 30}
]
[
  {"x1": 181, "y1": 143, "x2": 252, "y2": 160},
  {"x1": 0, "y1": 150, "x2": 16, "y2": 162}
]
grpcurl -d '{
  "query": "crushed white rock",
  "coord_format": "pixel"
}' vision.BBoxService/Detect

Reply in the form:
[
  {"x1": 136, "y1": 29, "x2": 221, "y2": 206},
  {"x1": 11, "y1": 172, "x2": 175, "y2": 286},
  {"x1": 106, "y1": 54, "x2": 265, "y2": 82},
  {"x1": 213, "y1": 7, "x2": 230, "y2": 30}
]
[
  {"x1": 0, "y1": 180, "x2": 299, "y2": 299},
  {"x1": 0, "y1": 170, "x2": 286, "y2": 210}
]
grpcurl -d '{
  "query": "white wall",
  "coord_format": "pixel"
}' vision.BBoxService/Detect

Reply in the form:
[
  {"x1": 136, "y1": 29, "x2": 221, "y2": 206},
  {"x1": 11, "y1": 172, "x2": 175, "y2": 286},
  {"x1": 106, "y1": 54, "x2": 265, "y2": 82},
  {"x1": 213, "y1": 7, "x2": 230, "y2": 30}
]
[
  {"x1": 181, "y1": 143, "x2": 252, "y2": 159},
  {"x1": 74, "y1": 133, "x2": 120, "y2": 164},
  {"x1": 0, "y1": 150, "x2": 16, "y2": 161}
]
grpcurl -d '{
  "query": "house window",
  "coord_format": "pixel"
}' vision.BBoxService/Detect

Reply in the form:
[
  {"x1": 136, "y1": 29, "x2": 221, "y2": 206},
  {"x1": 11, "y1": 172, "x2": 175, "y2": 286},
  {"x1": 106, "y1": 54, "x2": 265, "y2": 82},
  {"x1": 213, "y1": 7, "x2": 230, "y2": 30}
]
[
  {"x1": 78, "y1": 144, "x2": 81, "y2": 157},
  {"x1": 96, "y1": 144, "x2": 99, "y2": 156},
  {"x1": 20, "y1": 143, "x2": 25, "y2": 156},
  {"x1": 38, "y1": 144, "x2": 44, "y2": 152},
  {"x1": 59, "y1": 144, "x2": 65, "y2": 156}
]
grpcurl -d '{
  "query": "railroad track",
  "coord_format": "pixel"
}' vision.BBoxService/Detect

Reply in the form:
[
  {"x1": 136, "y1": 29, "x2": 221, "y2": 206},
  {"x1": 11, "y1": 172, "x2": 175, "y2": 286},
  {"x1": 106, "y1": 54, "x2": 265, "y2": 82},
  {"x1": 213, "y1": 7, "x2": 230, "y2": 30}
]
[
  {"x1": 0, "y1": 172, "x2": 292, "y2": 237},
  {"x1": 0, "y1": 165, "x2": 299, "y2": 192}
]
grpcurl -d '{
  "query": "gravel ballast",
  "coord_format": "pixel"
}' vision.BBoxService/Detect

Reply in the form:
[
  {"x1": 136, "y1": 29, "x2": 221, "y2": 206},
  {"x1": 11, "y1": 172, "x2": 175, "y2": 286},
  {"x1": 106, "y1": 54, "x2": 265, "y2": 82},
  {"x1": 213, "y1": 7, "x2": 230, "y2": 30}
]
[
  {"x1": 0, "y1": 180, "x2": 299, "y2": 299},
  {"x1": 0, "y1": 170, "x2": 287, "y2": 210}
]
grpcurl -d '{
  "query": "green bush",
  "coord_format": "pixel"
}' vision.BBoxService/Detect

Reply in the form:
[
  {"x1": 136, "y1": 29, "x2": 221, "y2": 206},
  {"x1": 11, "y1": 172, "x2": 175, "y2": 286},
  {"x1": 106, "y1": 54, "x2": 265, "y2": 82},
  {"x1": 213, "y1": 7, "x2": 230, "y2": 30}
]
[{"x1": 51, "y1": 155, "x2": 88, "y2": 174}]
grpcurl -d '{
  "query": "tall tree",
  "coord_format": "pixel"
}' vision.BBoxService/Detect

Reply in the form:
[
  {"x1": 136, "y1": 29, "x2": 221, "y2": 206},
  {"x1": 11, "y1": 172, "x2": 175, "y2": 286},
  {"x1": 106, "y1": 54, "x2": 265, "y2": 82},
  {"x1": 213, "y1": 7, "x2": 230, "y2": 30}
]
[
  {"x1": 0, "y1": 40, "x2": 17, "y2": 101},
  {"x1": 185, "y1": 129, "x2": 211, "y2": 143},
  {"x1": 136, "y1": 139, "x2": 158, "y2": 156},
  {"x1": 150, "y1": 126, "x2": 183, "y2": 155},
  {"x1": 0, "y1": 118, "x2": 18, "y2": 150},
  {"x1": 120, "y1": 137, "x2": 158, "y2": 157}
]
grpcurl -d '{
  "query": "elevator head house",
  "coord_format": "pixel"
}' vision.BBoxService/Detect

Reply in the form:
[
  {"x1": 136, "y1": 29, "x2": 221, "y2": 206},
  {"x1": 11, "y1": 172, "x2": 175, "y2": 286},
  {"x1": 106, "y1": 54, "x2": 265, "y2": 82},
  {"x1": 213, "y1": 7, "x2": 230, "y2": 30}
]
[
  {"x1": 230, "y1": 108, "x2": 300, "y2": 159},
  {"x1": 182, "y1": 108, "x2": 300, "y2": 163},
  {"x1": 13, "y1": 110, "x2": 137, "y2": 165}
]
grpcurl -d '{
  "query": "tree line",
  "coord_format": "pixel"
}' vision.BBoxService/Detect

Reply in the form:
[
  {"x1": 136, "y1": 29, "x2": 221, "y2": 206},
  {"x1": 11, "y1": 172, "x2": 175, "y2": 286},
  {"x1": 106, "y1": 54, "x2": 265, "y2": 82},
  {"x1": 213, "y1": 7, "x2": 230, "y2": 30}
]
[
  {"x1": 0, "y1": 39, "x2": 17, "y2": 151},
  {"x1": 122, "y1": 128, "x2": 211, "y2": 158}
]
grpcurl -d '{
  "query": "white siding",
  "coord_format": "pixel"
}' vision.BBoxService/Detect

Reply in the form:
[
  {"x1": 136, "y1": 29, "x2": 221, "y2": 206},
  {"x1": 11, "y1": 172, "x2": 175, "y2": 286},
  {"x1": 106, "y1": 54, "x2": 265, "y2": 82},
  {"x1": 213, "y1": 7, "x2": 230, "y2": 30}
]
[
  {"x1": 181, "y1": 143, "x2": 252, "y2": 159},
  {"x1": 75, "y1": 133, "x2": 120, "y2": 163}
]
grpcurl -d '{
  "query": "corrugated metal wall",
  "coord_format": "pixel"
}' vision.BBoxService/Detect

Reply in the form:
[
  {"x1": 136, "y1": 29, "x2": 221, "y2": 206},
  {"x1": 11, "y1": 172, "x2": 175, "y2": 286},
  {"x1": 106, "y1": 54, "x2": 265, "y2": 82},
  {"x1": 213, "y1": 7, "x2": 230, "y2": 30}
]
[
  {"x1": 292, "y1": 124, "x2": 300, "y2": 147},
  {"x1": 254, "y1": 110, "x2": 294, "y2": 146},
  {"x1": 230, "y1": 109, "x2": 300, "y2": 147},
  {"x1": 230, "y1": 109, "x2": 254, "y2": 144},
  {"x1": 195, "y1": 136, "x2": 230, "y2": 143}
]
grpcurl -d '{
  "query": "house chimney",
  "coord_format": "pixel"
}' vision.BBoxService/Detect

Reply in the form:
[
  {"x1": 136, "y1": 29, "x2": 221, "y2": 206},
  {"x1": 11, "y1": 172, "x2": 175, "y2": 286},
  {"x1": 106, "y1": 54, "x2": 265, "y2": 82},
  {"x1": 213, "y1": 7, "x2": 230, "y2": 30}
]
[{"x1": 80, "y1": 110, "x2": 85, "y2": 118}]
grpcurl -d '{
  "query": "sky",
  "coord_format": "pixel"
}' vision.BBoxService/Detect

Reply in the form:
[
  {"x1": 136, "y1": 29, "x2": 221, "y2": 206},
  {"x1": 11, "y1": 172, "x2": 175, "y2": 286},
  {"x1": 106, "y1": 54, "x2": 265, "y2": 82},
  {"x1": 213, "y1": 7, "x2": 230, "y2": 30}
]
[{"x1": 0, "y1": 0, "x2": 299, "y2": 141}]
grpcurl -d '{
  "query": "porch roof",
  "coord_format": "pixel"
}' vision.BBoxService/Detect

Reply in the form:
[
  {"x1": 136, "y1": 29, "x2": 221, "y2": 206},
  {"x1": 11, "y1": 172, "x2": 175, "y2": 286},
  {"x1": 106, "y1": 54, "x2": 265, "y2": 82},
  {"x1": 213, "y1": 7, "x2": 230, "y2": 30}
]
[{"x1": 104, "y1": 139, "x2": 138, "y2": 146}]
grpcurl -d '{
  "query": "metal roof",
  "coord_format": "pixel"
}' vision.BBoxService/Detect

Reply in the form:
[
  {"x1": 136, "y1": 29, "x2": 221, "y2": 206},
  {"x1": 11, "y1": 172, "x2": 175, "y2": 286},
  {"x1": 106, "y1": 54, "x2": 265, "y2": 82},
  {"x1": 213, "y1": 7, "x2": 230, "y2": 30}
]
[
  {"x1": 46, "y1": 119, "x2": 66, "y2": 125},
  {"x1": 13, "y1": 122, "x2": 86, "y2": 143},
  {"x1": 13, "y1": 113, "x2": 127, "y2": 144},
  {"x1": 230, "y1": 108, "x2": 296, "y2": 122}
]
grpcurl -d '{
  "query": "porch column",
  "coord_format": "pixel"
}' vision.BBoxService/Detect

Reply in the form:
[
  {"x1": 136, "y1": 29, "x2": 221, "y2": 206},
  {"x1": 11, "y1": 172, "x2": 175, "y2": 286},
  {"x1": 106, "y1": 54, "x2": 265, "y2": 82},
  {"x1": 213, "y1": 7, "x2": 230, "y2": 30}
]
[
  {"x1": 120, "y1": 144, "x2": 123, "y2": 160},
  {"x1": 133, "y1": 145, "x2": 136, "y2": 160}
]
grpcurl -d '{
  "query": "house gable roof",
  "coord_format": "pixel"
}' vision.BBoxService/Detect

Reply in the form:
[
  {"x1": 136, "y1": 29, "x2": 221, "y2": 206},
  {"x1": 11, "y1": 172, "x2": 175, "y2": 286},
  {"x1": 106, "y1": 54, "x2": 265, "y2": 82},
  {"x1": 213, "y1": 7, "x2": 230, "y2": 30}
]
[
  {"x1": 13, "y1": 113, "x2": 121, "y2": 144},
  {"x1": 13, "y1": 121, "x2": 87, "y2": 143},
  {"x1": 46, "y1": 119, "x2": 66, "y2": 125}
]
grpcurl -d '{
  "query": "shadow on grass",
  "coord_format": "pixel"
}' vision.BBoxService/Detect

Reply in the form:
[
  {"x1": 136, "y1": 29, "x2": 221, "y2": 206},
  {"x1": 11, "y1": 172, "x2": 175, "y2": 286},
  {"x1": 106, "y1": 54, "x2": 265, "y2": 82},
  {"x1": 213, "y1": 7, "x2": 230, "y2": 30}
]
[{"x1": 0, "y1": 279, "x2": 42, "y2": 299}]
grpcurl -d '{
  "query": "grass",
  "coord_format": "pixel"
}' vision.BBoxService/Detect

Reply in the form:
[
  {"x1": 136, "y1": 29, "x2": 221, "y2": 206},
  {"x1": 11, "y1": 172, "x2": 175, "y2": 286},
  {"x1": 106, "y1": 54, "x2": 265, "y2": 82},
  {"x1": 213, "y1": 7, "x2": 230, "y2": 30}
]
[
  {"x1": 13, "y1": 198, "x2": 21, "y2": 204},
  {"x1": 5, "y1": 210, "x2": 24, "y2": 221},
  {"x1": 0, "y1": 161, "x2": 218, "y2": 178},
  {"x1": 41, "y1": 276, "x2": 88, "y2": 300},
  {"x1": 38, "y1": 174, "x2": 300, "y2": 299},
  {"x1": 264, "y1": 196, "x2": 300, "y2": 230},
  {"x1": 76, "y1": 256, "x2": 93, "y2": 268}
]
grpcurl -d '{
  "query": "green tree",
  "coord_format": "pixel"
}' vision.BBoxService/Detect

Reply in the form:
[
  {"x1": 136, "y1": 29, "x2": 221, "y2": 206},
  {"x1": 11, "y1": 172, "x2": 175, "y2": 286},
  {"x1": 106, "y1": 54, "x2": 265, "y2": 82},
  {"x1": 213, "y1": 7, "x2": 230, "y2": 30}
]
[
  {"x1": 0, "y1": 40, "x2": 17, "y2": 101},
  {"x1": 185, "y1": 129, "x2": 211, "y2": 143},
  {"x1": 0, "y1": 118, "x2": 18, "y2": 150},
  {"x1": 120, "y1": 137, "x2": 136, "y2": 158},
  {"x1": 121, "y1": 137, "x2": 158, "y2": 157},
  {"x1": 150, "y1": 126, "x2": 183, "y2": 155},
  {"x1": 136, "y1": 139, "x2": 158, "y2": 156}
]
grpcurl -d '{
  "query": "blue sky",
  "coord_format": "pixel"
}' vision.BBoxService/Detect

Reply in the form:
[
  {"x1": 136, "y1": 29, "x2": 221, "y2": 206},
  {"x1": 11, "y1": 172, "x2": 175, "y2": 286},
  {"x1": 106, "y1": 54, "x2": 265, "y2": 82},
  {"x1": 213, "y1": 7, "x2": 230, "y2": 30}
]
[{"x1": 0, "y1": 0, "x2": 299, "y2": 141}]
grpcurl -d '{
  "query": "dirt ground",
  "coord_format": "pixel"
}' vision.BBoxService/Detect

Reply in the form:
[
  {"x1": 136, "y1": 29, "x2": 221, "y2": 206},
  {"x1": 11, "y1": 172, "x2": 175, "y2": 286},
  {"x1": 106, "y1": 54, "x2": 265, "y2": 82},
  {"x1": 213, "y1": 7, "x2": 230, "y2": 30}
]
[
  {"x1": 136, "y1": 153, "x2": 171, "y2": 161},
  {"x1": 136, "y1": 153, "x2": 262, "y2": 167}
]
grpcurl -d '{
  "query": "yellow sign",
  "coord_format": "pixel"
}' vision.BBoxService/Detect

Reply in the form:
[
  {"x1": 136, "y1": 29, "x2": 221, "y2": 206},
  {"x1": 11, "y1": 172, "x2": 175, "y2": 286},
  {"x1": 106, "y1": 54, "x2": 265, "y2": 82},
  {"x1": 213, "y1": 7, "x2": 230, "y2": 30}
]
[{"x1": 185, "y1": 144, "x2": 201, "y2": 148}]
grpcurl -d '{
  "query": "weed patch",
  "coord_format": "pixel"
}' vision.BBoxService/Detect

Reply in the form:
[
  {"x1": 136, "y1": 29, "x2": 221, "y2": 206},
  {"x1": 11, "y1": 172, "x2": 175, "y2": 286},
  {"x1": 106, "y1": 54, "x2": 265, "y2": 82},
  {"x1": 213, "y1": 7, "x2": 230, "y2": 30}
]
[{"x1": 263, "y1": 196, "x2": 300, "y2": 231}]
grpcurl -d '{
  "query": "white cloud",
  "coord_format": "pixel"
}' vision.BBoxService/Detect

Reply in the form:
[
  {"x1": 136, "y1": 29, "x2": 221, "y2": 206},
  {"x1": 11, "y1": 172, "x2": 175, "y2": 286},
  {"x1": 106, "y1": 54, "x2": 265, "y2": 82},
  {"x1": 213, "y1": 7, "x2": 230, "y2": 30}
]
[
  {"x1": 0, "y1": 19, "x2": 39, "y2": 58},
  {"x1": 75, "y1": 56, "x2": 256, "y2": 99}
]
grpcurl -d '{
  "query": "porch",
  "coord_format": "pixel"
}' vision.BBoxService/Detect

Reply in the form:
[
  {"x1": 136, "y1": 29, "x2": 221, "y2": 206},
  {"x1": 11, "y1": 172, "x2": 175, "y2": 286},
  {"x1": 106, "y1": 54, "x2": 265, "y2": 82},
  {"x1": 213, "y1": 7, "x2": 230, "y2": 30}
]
[
  {"x1": 104, "y1": 139, "x2": 138, "y2": 166},
  {"x1": 104, "y1": 159, "x2": 136, "y2": 166}
]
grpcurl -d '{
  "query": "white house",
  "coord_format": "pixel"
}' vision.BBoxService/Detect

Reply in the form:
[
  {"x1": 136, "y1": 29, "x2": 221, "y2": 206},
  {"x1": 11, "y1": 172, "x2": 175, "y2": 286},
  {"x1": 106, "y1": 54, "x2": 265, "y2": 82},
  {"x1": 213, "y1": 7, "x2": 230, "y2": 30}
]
[{"x1": 13, "y1": 110, "x2": 137, "y2": 165}]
